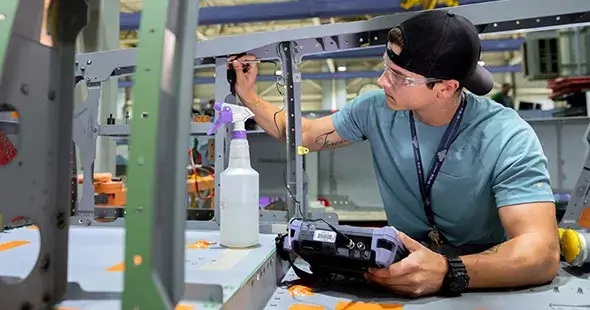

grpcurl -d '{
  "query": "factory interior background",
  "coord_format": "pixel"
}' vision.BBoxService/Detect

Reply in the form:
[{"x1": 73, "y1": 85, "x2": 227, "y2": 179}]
[
  {"x1": 2, "y1": 0, "x2": 588, "y2": 223},
  {"x1": 105, "y1": 0, "x2": 588, "y2": 224}
]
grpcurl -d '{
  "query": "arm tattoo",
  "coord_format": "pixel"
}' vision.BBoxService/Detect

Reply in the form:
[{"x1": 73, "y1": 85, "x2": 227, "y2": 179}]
[
  {"x1": 481, "y1": 245, "x2": 501, "y2": 255},
  {"x1": 314, "y1": 129, "x2": 347, "y2": 150}
]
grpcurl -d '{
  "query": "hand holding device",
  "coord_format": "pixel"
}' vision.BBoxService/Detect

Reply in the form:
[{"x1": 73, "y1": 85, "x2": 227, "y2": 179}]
[{"x1": 364, "y1": 231, "x2": 452, "y2": 297}]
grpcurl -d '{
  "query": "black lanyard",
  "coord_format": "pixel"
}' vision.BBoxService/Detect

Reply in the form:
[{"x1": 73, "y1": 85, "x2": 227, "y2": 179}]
[{"x1": 409, "y1": 94, "x2": 467, "y2": 245}]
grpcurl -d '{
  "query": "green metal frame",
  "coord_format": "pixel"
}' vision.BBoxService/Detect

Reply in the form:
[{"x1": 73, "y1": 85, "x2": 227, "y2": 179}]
[
  {"x1": 122, "y1": 0, "x2": 174, "y2": 309},
  {"x1": 0, "y1": 0, "x2": 18, "y2": 77},
  {"x1": 122, "y1": 0, "x2": 200, "y2": 308}
]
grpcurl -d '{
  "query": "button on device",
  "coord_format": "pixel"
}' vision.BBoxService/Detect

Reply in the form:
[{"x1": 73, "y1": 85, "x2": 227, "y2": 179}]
[{"x1": 357, "y1": 242, "x2": 365, "y2": 250}]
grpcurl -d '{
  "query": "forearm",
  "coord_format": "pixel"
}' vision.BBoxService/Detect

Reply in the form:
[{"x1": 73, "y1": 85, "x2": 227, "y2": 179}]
[
  {"x1": 460, "y1": 233, "x2": 560, "y2": 289},
  {"x1": 241, "y1": 95, "x2": 288, "y2": 140}
]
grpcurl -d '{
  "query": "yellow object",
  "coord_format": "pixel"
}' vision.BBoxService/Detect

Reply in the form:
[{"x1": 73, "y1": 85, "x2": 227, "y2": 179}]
[
  {"x1": 560, "y1": 229, "x2": 583, "y2": 265},
  {"x1": 558, "y1": 228, "x2": 565, "y2": 239},
  {"x1": 297, "y1": 146, "x2": 310, "y2": 156},
  {"x1": 401, "y1": 0, "x2": 459, "y2": 10}
]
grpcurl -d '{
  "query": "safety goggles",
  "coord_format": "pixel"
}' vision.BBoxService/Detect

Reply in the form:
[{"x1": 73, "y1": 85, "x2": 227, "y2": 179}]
[{"x1": 382, "y1": 61, "x2": 441, "y2": 87}]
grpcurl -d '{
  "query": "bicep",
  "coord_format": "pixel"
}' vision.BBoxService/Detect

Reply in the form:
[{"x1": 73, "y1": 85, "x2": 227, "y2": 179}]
[
  {"x1": 302, "y1": 116, "x2": 352, "y2": 151},
  {"x1": 499, "y1": 202, "x2": 557, "y2": 238},
  {"x1": 492, "y1": 124, "x2": 555, "y2": 208},
  {"x1": 491, "y1": 123, "x2": 558, "y2": 238}
]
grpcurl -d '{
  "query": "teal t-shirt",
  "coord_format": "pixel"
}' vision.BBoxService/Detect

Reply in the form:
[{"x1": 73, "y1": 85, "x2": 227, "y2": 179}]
[{"x1": 332, "y1": 90, "x2": 555, "y2": 246}]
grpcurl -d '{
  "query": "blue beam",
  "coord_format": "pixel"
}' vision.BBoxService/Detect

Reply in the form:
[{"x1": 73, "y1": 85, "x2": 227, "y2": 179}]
[
  {"x1": 120, "y1": 0, "x2": 498, "y2": 30},
  {"x1": 306, "y1": 38, "x2": 524, "y2": 60},
  {"x1": 117, "y1": 65, "x2": 521, "y2": 88}
]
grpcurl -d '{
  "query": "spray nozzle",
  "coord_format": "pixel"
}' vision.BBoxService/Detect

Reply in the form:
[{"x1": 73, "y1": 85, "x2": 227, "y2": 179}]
[{"x1": 206, "y1": 102, "x2": 255, "y2": 136}]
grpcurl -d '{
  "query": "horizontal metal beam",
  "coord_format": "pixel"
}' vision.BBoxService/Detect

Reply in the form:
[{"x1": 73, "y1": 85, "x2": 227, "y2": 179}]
[
  {"x1": 306, "y1": 38, "x2": 524, "y2": 59},
  {"x1": 191, "y1": 0, "x2": 590, "y2": 60},
  {"x1": 117, "y1": 65, "x2": 521, "y2": 88},
  {"x1": 119, "y1": 0, "x2": 496, "y2": 30},
  {"x1": 75, "y1": 0, "x2": 589, "y2": 85}
]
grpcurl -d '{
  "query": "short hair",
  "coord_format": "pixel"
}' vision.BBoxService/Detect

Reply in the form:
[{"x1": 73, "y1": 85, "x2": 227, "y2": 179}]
[{"x1": 388, "y1": 27, "x2": 404, "y2": 47}]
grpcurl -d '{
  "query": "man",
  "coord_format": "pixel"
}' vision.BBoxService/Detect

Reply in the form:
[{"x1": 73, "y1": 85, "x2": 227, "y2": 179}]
[
  {"x1": 491, "y1": 82, "x2": 514, "y2": 108},
  {"x1": 229, "y1": 10, "x2": 560, "y2": 297}
]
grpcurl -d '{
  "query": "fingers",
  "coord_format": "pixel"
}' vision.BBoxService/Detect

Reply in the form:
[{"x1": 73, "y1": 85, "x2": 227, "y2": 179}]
[
  {"x1": 397, "y1": 231, "x2": 424, "y2": 252},
  {"x1": 227, "y1": 54, "x2": 258, "y2": 83},
  {"x1": 228, "y1": 54, "x2": 257, "y2": 62},
  {"x1": 366, "y1": 267, "x2": 390, "y2": 278}
]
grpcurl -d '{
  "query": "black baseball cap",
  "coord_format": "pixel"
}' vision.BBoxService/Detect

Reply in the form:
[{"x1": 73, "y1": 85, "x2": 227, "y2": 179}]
[{"x1": 386, "y1": 10, "x2": 494, "y2": 95}]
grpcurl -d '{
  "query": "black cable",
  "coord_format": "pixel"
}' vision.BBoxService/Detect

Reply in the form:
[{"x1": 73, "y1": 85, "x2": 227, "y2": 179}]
[
  {"x1": 235, "y1": 56, "x2": 311, "y2": 219},
  {"x1": 294, "y1": 217, "x2": 355, "y2": 249},
  {"x1": 264, "y1": 59, "x2": 307, "y2": 218}
]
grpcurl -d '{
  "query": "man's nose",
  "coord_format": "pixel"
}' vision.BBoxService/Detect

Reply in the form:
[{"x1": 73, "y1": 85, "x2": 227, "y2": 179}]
[{"x1": 377, "y1": 72, "x2": 389, "y2": 89}]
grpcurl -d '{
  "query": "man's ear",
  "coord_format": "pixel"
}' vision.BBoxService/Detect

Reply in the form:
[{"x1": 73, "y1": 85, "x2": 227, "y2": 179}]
[{"x1": 436, "y1": 80, "x2": 460, "y2": 99}]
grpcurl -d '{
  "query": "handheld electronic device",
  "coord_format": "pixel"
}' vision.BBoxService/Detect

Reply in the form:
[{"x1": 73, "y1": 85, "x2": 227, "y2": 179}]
[{"x1": 276, "y1": 218, "x2": 408, "y2": 282}]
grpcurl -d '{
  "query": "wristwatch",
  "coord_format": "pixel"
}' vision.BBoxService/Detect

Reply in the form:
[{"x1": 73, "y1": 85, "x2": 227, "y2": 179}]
[{"x1": 440, "y1": 256, "x2": 470, "y2": 296}]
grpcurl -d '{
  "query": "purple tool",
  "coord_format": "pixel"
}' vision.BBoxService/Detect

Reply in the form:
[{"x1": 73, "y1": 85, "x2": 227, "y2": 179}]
[{"x1": 282, "y1": 219, "x2": 407, "y2": 272}]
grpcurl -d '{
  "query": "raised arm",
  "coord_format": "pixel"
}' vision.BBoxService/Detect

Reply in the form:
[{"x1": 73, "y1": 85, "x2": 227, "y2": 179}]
[{"x1": 230, "y1": 55, "x2": 362, "y2": 152}]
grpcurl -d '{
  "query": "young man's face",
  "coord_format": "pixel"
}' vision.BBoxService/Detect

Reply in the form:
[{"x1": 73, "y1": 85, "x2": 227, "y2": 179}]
[{"x1": 377, "y1": 43, "x2": 441, "y2": 111}]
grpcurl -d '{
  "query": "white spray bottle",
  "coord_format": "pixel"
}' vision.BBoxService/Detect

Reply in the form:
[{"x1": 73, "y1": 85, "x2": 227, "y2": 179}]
[{"x1": 207, "y1": 102, "x2": 259, "y2": 248}]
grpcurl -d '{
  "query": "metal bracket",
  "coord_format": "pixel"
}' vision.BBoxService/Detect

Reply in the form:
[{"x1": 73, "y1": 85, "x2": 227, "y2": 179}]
[
  {"x1": 559, "y1": 123, "x2": 590, "y2": 231},
  {"x1": 0, "y1": 0, "x2": 87, "y2": 309},
  {"x1": 72, "y1": 84, "x2": 101, "y2": 217}
]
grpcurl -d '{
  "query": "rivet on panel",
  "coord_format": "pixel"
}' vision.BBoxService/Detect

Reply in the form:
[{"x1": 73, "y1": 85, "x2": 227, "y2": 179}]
[{"x1": 133, "y1": 254, "x2": 143, "y2": 266}]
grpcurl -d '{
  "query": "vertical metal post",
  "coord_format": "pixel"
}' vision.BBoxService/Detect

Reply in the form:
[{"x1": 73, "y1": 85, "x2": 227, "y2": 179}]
[
  {"x1": 0, "y1": 0, "x2": 87, "y2": 308},
  {"x1": 213, "y1": 57, "x2": 232, "y2": 225},
  {"x1": 278, "y1": 41, "x2": 308, "y2": 219},
  {"x1": 122, "y1": 0, "x2": 199, "y2": 309}
]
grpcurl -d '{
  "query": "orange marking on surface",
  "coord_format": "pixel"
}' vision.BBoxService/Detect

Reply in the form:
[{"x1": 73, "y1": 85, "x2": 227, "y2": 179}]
[
  {"x1": 577, "y1": 207, "x2": 590, "y2": 228},
  {"x1": 187, "y1": 240, "x2": 216, "y2": 249},
  {"x1": 27, "y1": 225, "x2": 39, "y2": 230},
  {"x1": 335, "y1": 302, "x2": 403, "y2": 310},
  {"x1": 106, "y1": 262, "x2": 124, "y2": 272},
  {"x1": 0, "y1": 240, "x2": 30, "y2": 251},
  {"x1": 288, "y1": 285, "x2": 315, "y2": 296},
  {"x1": 175, "y1": 305, "x2": 194, "y2": 310},
  {"x1": 289, "y1": 305, "x2": 324, "y2": 310}
]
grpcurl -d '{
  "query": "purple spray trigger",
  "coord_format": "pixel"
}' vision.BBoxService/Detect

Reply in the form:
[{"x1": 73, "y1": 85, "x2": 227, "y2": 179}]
[
  {"x1": 206, "y1": 106, "x2": 234, "y2": 135},
  {"x1": 213, "y1": 101, "x2": 224, "y2": 111}
]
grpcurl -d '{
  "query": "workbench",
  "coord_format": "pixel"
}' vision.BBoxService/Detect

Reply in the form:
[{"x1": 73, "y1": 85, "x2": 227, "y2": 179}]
[
  {"x1": 265, "y1": 265, "x2": 590, "y2": 310},
  {"x1": 0, "y1": 225, "x2": 284, "y2": 310},
  {"x1": 1, "y1": 225, "x2": 589, "y2": 310}
]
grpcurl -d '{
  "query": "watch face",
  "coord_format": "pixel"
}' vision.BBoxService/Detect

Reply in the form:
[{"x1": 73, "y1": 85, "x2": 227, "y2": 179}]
[{"x1": 450, "y1": 271, "x2": 469, "y2": 293}]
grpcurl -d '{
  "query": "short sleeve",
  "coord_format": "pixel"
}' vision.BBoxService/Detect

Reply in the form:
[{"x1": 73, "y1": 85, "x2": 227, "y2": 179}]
[
  {"x1": 492, "y1": 124, "x2": 555, "y2": 207},
  {"x1": 332, "y1": 90, "x2": 380, "y2": 142}
]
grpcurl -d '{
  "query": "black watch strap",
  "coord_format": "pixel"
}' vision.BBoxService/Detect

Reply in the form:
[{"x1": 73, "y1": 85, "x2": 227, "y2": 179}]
[{"x1": 441, "y1": 256, "x2": 470, "y2": 296}]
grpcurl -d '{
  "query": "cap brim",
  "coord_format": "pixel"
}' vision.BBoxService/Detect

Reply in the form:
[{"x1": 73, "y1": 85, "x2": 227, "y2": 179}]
[{"x1": 462, "y1": 65, "x2": 494, "y2": 96}]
